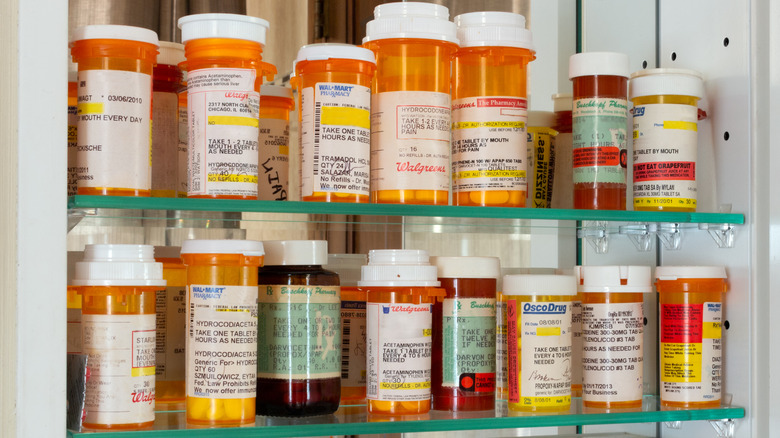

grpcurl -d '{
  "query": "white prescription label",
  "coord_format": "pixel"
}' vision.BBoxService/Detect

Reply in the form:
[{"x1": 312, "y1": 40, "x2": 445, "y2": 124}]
[
  {"x1": 177, "y1": 102, "x2": 188, "y2": 196},
  {"x1": 370, "y1": 91, "x2": 451, "y2": 191},
  {"x1": 186, "y1": 68, "x2": 260, "y2": 197},
  {"x1": 367, "y1": 302, "x2": 432, "y2": 401},
  {"x1": 186, "y1": 285, "x2": 258, "y2": 400},
  {"x1": 156, "y1": 286, "x2": 186, "y2": 382},
  {"x1": 76, "y1": 69, "x2": 152, "y2": 192},
  {"x1": 341, "y1": 300, "x2": 367, "y2": 388},
  {"x1": 82, "y1": 314, "x2": 156, "y2": 425},
  {"x1": 570, "y1": 299, "x2": 582, "y2": 390},
  {"x1": 258, "y1": 117, "x2": 289, "y2": 200},
  {"x1": 152, "y1": 91, "x2": 180, "y2": 195},
  {"x1": 451, "y1": 96, "x2": 528, "y2": 193},
  {"x1": 301, "y1": 83, "x2": 371, "y2": 197}
]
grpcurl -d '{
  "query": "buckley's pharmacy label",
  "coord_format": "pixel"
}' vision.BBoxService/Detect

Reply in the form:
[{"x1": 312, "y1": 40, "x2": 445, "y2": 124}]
[
  {"x1": 186, "y1": 68, "x2": 260, "y2": 197},
  {"x1": 442, "y1": 298, "x2": 496, "y2": 391},
  {"x1": 451, "y1": 97, "x2": 527, "y2": 194},
  {"x1": 572, "y1": 98, "x2": 628, "y2": 184},
  {"x1": 581, "y1": 302, "x2": 644, "y2": 402},
  {"x1": 258, "y1": 117, "x2": 289, "y2": 200},
  {"x1": 68, "y1": 102, "x2": 78, "y2": 196},
  {"x1": 496, "y1": 298, "x2": 508, "y2": 397},
  {"x1": 632, "y1": 103, "x2": 698, "y2": 209},
  {"x1": 186, "y1": 285, "x2": 258, "y2": 400},
  {"x1": 177, "y1": 102, "x2": 188, "y2": 197},
  {"x1": 156, "y1": 286, "x2": 186, "y2": 382},
  {"x1": 526, "y1": 127, "x2": 558, "y2": 208},
  {"x1": 341, "y1": 300, "x2": 367, "y2": 387},
  {"x1": 152, "y1": 91, "x2": 180, "y2": 196},
  {"x1": 570, "y1": 299, "x2": 582, "y2": 390},
  {"x1": 367, "y1": 302, "x2": 433, "y2": 401},
  {"x1": 661, "y1": 302, "x2": 722, "y2": 402},
  {"x1": 301, "y1": 83, "x2": 371, "y2": 197},
  {"x1": 82, "y1": 314, "x2": 156, "y2": 425},
  {"x1": 371, "y1": 91, "x2": 451, "y2": 192},
  {"x1": 257, "y1": 285, "x2": 341, "y2": 379},
  {"x1": 76, "y1": 69, "x2": 152, "y2": 191}
]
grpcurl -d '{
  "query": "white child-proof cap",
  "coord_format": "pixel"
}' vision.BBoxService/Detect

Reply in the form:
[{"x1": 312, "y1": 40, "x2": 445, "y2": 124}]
[
  {"x1": 178, "y1": 13, "x2": 270, "y2": 46},
  {"x1": 655, "y1": 265, "x2": 727, "y2": 280},
  {"x1": 157, "y1": 41, "x2": 185, "y2": 66},
  {"x1": 569, "y1": 51, "x2": 630, "y2": 79},
  {"x1": 629, "y1": 68, "x2": 704, "y2": 99},
  {"x1": 358, "y1": 249, "x2": 440, "y2": 287},
  {"x1": 70, "y1": 24, "x2": 160, "y2": 47},
  {"x1": 575, "y1": 265, "x2": 652, "y2": 293},
  {"x1": 502, "y1": 274, "x2": 577, "y2": 296},
  {"x1": 263, "y1": 240, "x2": 328, "y2": 266},
  {"x1": 180, "y1": 239, "x2": 265, "y2": 257},
  {"x1": 363, "y1": 2, "x2": 458, "y2": 45},
  {"x1": 454, "y1": 11, "x2": 534, "y2": 50},
  {"x1": 72, "y1": 244, "x2": 166, "y2": 287},
  {"x1": 430, "y1": 256, "x2": 501, "y2": 279},
  {"x1": 260, "y1": 84, "x2": 294, "y2": 100},
  {"x1": 295, "y1": 43, "x2": 376, "y2": 64}
]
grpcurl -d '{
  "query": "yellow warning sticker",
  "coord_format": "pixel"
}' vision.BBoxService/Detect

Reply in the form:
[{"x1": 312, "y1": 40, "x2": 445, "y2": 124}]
[{"x1": 207, "y1": 115, "x2": 259, "y2": 128}]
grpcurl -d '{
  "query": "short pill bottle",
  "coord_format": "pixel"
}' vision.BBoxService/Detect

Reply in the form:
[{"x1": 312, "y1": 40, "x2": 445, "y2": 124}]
[
  {"x1": 258, "y1": 85, "x2": 295, "y2": 201},
  {"x1": 153, "y1": 246, "x2": 187, "y2": 409},
  {"x1": 152, "y1": 41, "x2": 185, "y2": 198}
]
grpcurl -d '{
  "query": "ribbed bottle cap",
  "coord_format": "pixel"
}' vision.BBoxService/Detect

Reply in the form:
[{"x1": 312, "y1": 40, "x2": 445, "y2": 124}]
[
  {"x1": 363, "y1": 2, "x2": 458, "y2": 44},
  {"x1": 569, "y1": 52, "x2": 629, "y2": 79},
  {"x1": 358, "y1": 249, "x2": 440, "y2": 287},
  {"x1": 552, "y1": 93, "x2": 573, "y2": 112},
  {"x1": 502, "y1": 274, "x2": 577, "y2": 296},
  {"x1": 295, "y1": 43, "x2": 376, "y2": 64},
  {"x1": 178, "y1": 13, "x2": 269, "y2": 45},
  {"x1": 180, "y1": 239, "x2": 264, "y2": 257},
  {"x1": 655, "y1": 265, "x2": 727, "y2": 280},
  {"x1": 70, "y1": 24, "x2": 160, "y2": 47},
  {"x1": 325, "y1": 254, "x2": 367, "y2": 287},
  {"x1": 72, "y1": 244, "x2": 165, "y2": 287},
  {"x1": 455, "y1": 11, "x2": 533, "y2": 50},
  {"x1": 430, "y1": 256, "x2": 500, "y2": 279},
  {"x1": 575, "y1": 265, "x2": 652, "y2": 293},
  {"x1": 263, "y1": 240, "x2": 327, "y2": 265},
  {"x1": 528, "y1": 111, "x2": 555, "y2": 127},
  {"x1": 158, "y1": 41, "x2": 185, "y2": 66},
  {"x1": 629, "y1": 68, "x2": 704, "y2": 99}
]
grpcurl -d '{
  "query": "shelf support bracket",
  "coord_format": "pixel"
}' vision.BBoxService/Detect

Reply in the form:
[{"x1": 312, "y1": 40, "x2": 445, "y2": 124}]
[
  {"x1": 579, "y1": 221, "x2": 609, "y2": 254},
  {"x1": 664, "y1": 421, "x2": 682, "y2": 429},
  {"x1": 699, "y1": 223, "x2": 737, "y2": 248},
  {"x1": 619, "y1": 223, "x2": 656, "y2": 252},
  {"x1": 709, "y1": 418, "x2": 736, "y2": 438},
  {"x1": 658, "y1": 223, "x2": 683, "y2": 250}
]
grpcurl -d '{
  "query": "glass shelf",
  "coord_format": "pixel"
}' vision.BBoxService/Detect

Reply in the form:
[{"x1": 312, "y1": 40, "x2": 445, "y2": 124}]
[{"x1": 67, "y1": 397, "x2": 744, "y2": 437}]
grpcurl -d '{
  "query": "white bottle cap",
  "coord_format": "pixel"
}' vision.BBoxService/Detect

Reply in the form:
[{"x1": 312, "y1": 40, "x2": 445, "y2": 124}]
[
  {"x1": 502, "y1": 274, "x2": 577, "y2": 296},
  {"x1": 325, "y1": 254, "x2": 368, "y2": 287},
  {"x1": 262, "y1": 240, "x2": 328, "y2": 266},
  {"x1": 430, "y1": 256, "x2": 500, "y2": 279},
  {"x1": 178, "y1": 13, "x2": 270, "y2": 46},
  {"x1": 454, "y1": 11, "x2": 533, "y2": 50},
  {"x1": 157, "y1": 41, "x2": 185, "y2": 66},
  {"x1": 528, "y1": 110, "x2": 555, "y2": 128},
  {"x1": 552, "y1": 93, "x2": 573, "y2": 113},
  {"x1": 295, "y1": 43, "x2": 376, "y2": 64},
  {"x1": 363, "y1": 2, "x2": 458, "y2": 45},
  {"x1": 72, "y1": 244, "x2": 166, "y2": 287},
  {"x1": 260, "y1": 84, "x2": 294, "y2": 100},
  {"x1": 655, "y1": 265, "x2": 727, "y2": 280},
  {"x1": 569, "y1": 52, "x2": 630, "y2": 79},
  {"x1": 180, "y1": 239, "x2": 265, "y2": 257},
  {"x1": 358, "y1": 249, "x2": 440, "y2": 287},
  {"x1": 575, "y1": 265, "x2": 652, "y2": 293},
  {"x1": 70, "y1": 24, "x2": 160, "y2": 47},
  {"x1": 629, "y1": 68, "x2": 704, "y2": 99}
]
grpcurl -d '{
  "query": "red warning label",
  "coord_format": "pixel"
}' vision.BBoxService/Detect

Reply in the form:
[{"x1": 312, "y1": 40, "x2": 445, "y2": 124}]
[
  {"x1": 573, "y1": 146, "x2": 620, "y2": 168},
  {"x1": 634, "y1": 161, "x2": 695, "y2": 181},
  {"x1": 661, "y1": 304, "x2": 703, "y2": 343}
]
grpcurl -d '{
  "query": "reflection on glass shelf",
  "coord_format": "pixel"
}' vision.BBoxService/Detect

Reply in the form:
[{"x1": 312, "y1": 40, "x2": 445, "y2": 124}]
[{"x1": 67, "y1": 397, "x2": 744, "y2": 437}]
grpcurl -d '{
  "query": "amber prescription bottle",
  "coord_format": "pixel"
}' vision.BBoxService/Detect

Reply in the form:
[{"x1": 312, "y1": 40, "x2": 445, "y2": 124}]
[
  {"x1": 256, "y1": 240, "x2": 342, "y2": 417},
  {"x1": 360, "y1": 249, "x2": 445, "y2": 415},
  {"x1": 154, "y1": 246, "x2": 187, "y2": 408},
  {"x1": 576, "y1": 265, "x2": 651, "y2": 409},
  {"x1": 503, "y1": 274, "x2": 576, "y2": 413},
  {"x1": 630, "y1": 68, "x2": 704, "y2": 212},
  {"x1": 151, "y1": 42, "x2": 185, "y2": 198},
  {"x1": 177, "y1": 72, "x2": 188, "y2": 198},
  {"x1": 294, "y1": 44, "x2": 376, "y2": 203},
  {"x1": 655, "y1": 266, "x2": 728, "y2": 408},
  {"x1": 70, "y1": 25, "x2": 159, "y2": 197},
  {"x1": 178, "y1": 13, "x2": 275, "y2": 199},
  {"x1": 430, "y1": 256, "x2": 500, "y2": 411},
  {"x1": 569, "y1": 52, "x2": 630, "y2": 210},
  {"x1": 180, "y1": 239, "x2": 264, "y2": 426},
  {"x1": 73, "y1": 244, "x2": 166, "y2": 430},
  {"x1": 363, "y1": 2, "x2": 459, "y2": 205},
  {"x1": 551, "y1": 93, "x2": 574, "y2": 209},
  {"x1": 451, "y1": 12, "x2": 535, "y2": 208},
  {"x1": 258, "y1": 85, "x2": 294, "y2": 201},
  {"x1": 68, "y1": 60, "x2": 78, "y2": 197}
]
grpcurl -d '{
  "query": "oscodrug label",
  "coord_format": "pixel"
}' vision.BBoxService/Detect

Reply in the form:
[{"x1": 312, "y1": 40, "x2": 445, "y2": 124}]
[
  {"x1": 258, "y1": 117, "x2": 289, "y2": 200},
  {"x1": 572, "y1": 97, "x2": 628, "y2": 184},
  {"x1": 441, "y1": 298, "x2": 496, "y2": 391},
  {"x1": 341, "y1": 300, "x2": 367, "y2": 387}
]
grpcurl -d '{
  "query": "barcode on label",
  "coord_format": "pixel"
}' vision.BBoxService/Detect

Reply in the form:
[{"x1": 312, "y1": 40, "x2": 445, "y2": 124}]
[
  {"x1": 341, "y1": 320, "x2": 351, "y2": 379},
  {"x1": 313, "y1": 101, "x2": 322, "y2": 176},
  {"x1": 189, "y1": 301, "x2": 194, "y2": 338}
]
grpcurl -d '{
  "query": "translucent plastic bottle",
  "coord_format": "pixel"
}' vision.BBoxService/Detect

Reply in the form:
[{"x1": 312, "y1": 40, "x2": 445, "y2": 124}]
[
  {"x1": 154, "y1": 247, "x2": 187, "y2": 409},
  {"x1": 630, "y1": 68, "x2": 704, "y2": 212},
  {"x1": 256, "y1": 240, "x2": 342, "y2": 417},
  {"x1": 430, "y1": 256, "x2": 500, "y2": 411},
  {"x1": 178, "y1": 13, "x2": 276, "y2": 199},
  {"x1": 258, "y1": 85, "x2": 294, "y2": 201},
  {"x1": 68, "y1": 60, "x2": 78, "y2": 197},
  {"x1": 70, "y1": 25, "x2": 160, "y2": 197},
  {"x1": 451, "y1": 12, "x2": 535, "y2": 207},
  {"x1": 551, "y1": 93, "x2": 574, "y2": 209},
  {"x1": 363, "y1": 2, "x2": 459, "y2": 205},
  {"x1": 655, "y1": 266, "x2": 728, "y2": 408},
  {"x1": 152, "y1": 41, "x2": 185, "y2": 198},
  {"x1": 569, "y1": 52, "x2": 629, "y2": 210},
  {"x1": 360, "y1": 250, "x2": 445, "y2": 415},
  {"x1": 72, "y1": 244, "x2": 166, "y2": 430},
  {"x1": 180, "y1": 239, "x2": 265, "y2": 426},
  {"x1": 294, "y1": 44, "x2": 376, "y2": 203}
]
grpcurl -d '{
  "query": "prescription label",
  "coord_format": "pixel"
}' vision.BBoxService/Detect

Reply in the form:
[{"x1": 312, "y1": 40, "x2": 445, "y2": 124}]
[
  {"x1": 572, "y1": 98, "x2": 628, "y2": 184},
  {"x1": 442, "y1": 298, "x2": 496, "y2": 391},
  {"x1": 258, "y1": 117, "x2": 289, "y2": 200},
  {"x1": 341, "y1": 300, "x2": 367, "y2": 387},
  {"x1": 156, "y1": 286, "x2": 186, "y2": 382}
]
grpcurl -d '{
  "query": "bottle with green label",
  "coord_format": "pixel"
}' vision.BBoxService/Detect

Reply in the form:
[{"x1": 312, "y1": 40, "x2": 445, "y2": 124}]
[{"x1": 256, "y1": 240, "x2": 341, "y2": 416}]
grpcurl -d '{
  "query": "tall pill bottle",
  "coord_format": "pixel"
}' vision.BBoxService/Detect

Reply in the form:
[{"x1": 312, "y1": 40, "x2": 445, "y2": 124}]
[
  {"x1": 151, "y1": 42, "x2": 185, "y2": 198},
  {"x1": 177, "y1": 72, "x2": 188, "y2": 197},
  {"x1": 360, "y1": 250, "x2": 445, "y2": 415},
  {"x1": 180, "y1": 239, "x2": 264, "y2": 426},
  {"x1": 154, "y1": 247, "x2": 187, "y2": 409},
  {"x1": 363, "y1": 2, "x2": 458, "y2": 205},
  {"x1": 256, "y1": 240, "x2": 342, "y2": 417},
  {"x1": 294, "y1": 44, "x2": 376, "y2": 203},
  {"x1": 258, "y1": 85, "x2": 294, "y2": 201},
  {"x1": 178, "y1": 13, "x2": 274, "y2": 199},
  {"x1": 71, "y1": 25, "x2": 159, "y2": 197},
  {"x1": 569, "y1": 52, "x2": 629, "y2": 210},
  {"x1": 630, "y1": 68, "x2": 704, "y2": 212},
  {"x1": 68, "y1": 60, "x2": 79, "y2": 197},
  {"x1": 655, "y1": 266, "x2": 727, "y2": 408},
  {"x1": 73, "y1": 244, "x2": 165, "y2": 430},
  {"x1": 551, "y1": 93, "x2": 574, "y2": 209},
  {"x1": 576, "y1": 265, "x2": 651, "y2": 408},
  {"x1": 430, "y1": 256, "x2": 500, "y2": 411},
  {"x1": 503, "y1": 274, "x2": 576, "y2": 413},
  {"x1": 451, "y1": 12, "x2": 535, "y2": 207}
]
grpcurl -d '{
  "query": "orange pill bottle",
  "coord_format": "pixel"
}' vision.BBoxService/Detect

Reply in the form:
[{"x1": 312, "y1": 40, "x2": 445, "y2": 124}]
[
  {"x1": 451, "y1": 12, "x2": 535, "y2": 207},
  {"x1": 180, "y1": 239, "x2": 265, "y2": 426},
  {"x1": 177, "y1": 72, "x2": 188, "y2": 197},
  {"x1": 151, "y1": 42, "x2": 185, "y2": 198},
  {"x1": 153, "y1": 247, "x2": 187, "y2": 409},
  {"x1": 258, "y1": 85, "x2": 294, "y2": 201},
  {"x1": 70, "y1": 25, "x2": 159, "y2": 197},
  {"x1": 655, "y1": 266, "x2": 728, "y2": 408},
  {"x1": 363, "y1": 2, "x2": 459, "y2": 205}
]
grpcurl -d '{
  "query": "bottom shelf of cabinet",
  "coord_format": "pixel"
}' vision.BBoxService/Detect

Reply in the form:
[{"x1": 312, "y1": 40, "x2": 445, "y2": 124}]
[{"x1": 67, "y1": 396, "x2": 744, "y2": 437}]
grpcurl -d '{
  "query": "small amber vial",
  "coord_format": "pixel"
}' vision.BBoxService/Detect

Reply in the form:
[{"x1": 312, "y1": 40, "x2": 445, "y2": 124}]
[{"x1": 258, "y1": 85, "x2": 295, "y2": 201}]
